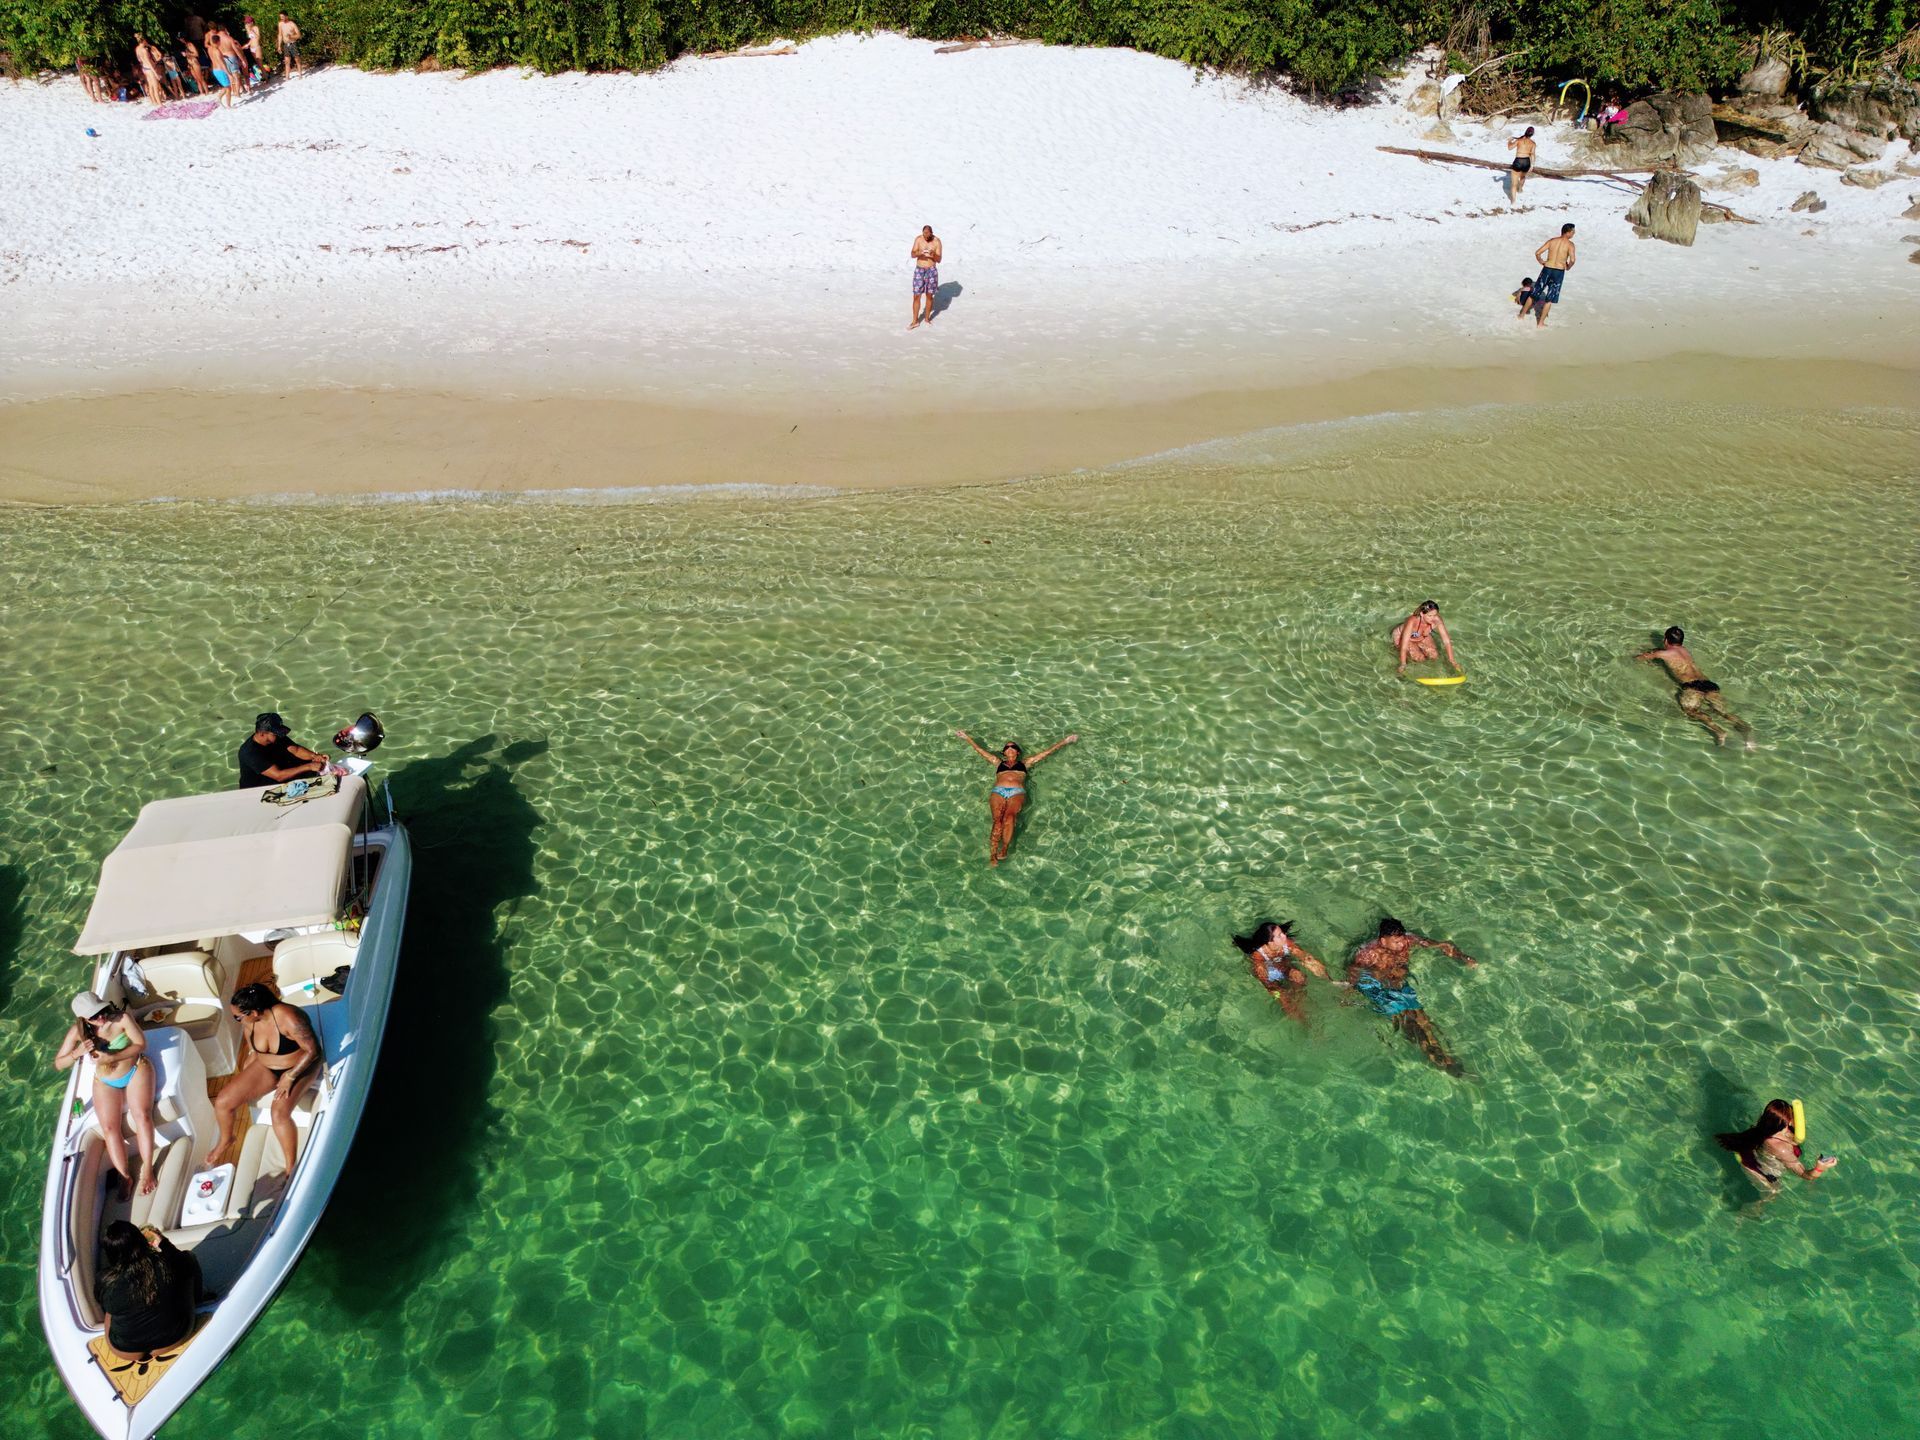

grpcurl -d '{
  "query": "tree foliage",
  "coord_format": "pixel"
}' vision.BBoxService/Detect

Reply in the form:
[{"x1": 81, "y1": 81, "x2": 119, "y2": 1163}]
[{"x1": 3, "y1": 0, "x2": 1913, "y2": 93}]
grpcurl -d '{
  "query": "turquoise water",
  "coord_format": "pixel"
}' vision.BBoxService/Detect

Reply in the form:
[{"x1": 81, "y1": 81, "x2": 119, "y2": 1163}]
[{"x1": 2, "y1": 399, "x2": 1917, "y2": 1439}]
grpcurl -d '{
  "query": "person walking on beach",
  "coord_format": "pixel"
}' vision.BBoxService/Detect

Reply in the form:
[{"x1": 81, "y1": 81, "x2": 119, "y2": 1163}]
[
  {"x1": 910, "y1": 225, "x2": 943, "y2": 330},
  {"x1": 1636, "y1": 626, "x2": 1754, "y2": 748},
  {"x1": 1506, "y1": 126, "x2": 1537, "y2": 205},
  {"x1": 1531, "y1": 224, "x2": 1576, "y2": 328},
  {"x1": 954, "y1": 729, "x2": 1077, "y2": 865},
  {"x1": 1346, "y1": 917, "x2": 1477, "y2": 1076},
  {"x1": 1391, "y1": 599, "x2": 1460, "y2": 676},
  {"x1": 277, "y1": 13, "x2": 303, "y2": 77},
  {"x1": 1235, "y1": 921, "x2": 1333, "y2": 1026}
]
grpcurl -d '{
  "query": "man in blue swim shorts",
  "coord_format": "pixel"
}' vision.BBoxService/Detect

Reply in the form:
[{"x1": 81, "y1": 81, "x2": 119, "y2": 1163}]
[
  {"x1": 909, "y1": 224, "x2": 942, "y2": 330},
  {"x1": 1530, "y1": 223, "x2": 1576, "y2": 328},
  {"x1": 1346, "y1": 916, "x2": 1478, "y2": 1075}
]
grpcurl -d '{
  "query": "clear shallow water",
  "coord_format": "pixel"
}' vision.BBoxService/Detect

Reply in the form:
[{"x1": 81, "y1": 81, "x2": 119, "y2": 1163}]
[{"x1": 1, "y1": 399, "x2": 1917, "y2": 1439}]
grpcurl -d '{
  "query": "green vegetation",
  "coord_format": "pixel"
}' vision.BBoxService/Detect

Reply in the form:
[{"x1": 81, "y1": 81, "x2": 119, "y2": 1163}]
[{"x1": 2, "y1": 0, "x2": 1913, "y2": 95}]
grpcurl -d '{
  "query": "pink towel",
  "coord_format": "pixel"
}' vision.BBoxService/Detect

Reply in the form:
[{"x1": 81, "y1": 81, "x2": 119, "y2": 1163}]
[{"x1": 144, "y1": 99, "x2": 221, "y2": 121}]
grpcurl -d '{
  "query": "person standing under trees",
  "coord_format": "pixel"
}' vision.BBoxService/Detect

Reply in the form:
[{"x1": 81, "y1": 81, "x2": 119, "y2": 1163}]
[
  {"x1": 243, "y1": 15, "x2": 267, "y2": 81},
  {"x1": 278, "y1": 13, "x2": 303, "y2": 77}
]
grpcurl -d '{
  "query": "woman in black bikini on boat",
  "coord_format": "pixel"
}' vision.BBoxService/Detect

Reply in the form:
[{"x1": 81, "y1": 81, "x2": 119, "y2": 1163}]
[
  {"x1": 955, "y1": 729, "x2": 1079, "y2": 865},
  {"x1": 205, "y1": 983, "x2": 323, "y2": 1173}
]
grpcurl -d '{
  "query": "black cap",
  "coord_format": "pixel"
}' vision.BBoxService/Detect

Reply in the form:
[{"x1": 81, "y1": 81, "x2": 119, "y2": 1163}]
[{"x1": 254, "y1": 711, "x2": 288, "y2": 734}]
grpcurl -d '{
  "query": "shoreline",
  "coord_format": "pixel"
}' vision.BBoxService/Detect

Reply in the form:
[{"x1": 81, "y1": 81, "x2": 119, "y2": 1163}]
[{"x1": 4, "y1": 352, "x2": 1914, "y2": 505}]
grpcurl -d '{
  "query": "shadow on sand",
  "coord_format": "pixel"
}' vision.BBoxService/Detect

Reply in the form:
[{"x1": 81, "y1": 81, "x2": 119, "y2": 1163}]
[
  {"x1": 0, "y1": 863, "x2": 23, "y2": 1016},
  {"x1": 933, "y1": 280, "x2": 964, "y2": 318},
  {"x1": 310, "y1": 735, "x2": 546, "y2": 1312}
]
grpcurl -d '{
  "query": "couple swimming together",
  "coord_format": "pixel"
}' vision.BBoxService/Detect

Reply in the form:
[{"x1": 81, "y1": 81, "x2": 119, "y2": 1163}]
[{"x1": 1236, "y1": 916, "x2": 1478, "y2": 1075}]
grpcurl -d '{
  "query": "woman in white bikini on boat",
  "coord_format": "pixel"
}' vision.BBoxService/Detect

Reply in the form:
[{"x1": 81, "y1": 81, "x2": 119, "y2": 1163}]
[
  {"x1": 954, "y1": 730, "x2": 1079, "y2": 866},
  {"x1": 54, "y1": 991, "x2": 160, "y2": 1195}
]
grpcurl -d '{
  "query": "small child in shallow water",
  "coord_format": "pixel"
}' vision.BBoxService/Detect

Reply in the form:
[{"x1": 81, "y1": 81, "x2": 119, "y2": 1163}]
[{"x1": 1513, "y1": 277, "x2": 1535, "y2": 317}]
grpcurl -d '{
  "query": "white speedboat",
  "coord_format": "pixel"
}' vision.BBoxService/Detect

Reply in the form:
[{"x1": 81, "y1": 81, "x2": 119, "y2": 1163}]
[{"x1": 40, "y1": 770, "x2": 410, "y2": 1440}]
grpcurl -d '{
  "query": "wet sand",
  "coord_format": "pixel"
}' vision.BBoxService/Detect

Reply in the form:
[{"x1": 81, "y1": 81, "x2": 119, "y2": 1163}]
[{"x1": 3, "y1": 353, "x2": 1915, "y2": 505}]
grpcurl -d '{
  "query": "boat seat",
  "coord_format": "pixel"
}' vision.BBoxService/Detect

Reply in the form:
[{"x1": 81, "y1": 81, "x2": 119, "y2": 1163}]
[
  {"x1": 129, "y1": 1137, "x2": 194, "y2": 1232},
  {"x1": 132, "y1": 951, "x2": 237, "y2": 1077},
  {"x1": 271, "y1": 931, "x2": 357, "y2": 1007},
  {"x1": 224, "y1": 1125, "x2": 272, "y2": 1222}
]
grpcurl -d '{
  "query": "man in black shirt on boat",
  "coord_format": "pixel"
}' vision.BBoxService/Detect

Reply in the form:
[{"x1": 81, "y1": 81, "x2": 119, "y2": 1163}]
[{"x1": 237, "y1": 712, "x2": 329, "y2": 789}]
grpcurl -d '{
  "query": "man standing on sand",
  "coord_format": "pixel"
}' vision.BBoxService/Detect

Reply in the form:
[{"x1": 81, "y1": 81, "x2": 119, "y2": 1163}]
[
  {"x1": 909, "y1": 224, "x2": 942, "y2": 330},
  {"x1": 278, "y1": 13, "x2": 303, "y2": 77},
  {"x1": 1530, "y1": 223, "x2": 1576, "y2": 327},
  {"x1": 1506, "y1": 125, "x2": 1537, "y2": 205}
]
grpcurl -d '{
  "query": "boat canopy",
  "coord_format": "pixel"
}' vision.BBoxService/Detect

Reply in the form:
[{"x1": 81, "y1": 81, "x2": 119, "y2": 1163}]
[{"x1": 74, "y1": 778, "x2": 368, "y2": 955}]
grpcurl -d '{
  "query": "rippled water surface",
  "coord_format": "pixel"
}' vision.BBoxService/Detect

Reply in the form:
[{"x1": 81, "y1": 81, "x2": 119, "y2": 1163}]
[{"x1": 2, "y1": 400, "x2": 1917, "y2": 1439}]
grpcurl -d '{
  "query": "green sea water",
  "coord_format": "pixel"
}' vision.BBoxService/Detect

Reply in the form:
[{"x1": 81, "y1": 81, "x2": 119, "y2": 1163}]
[{"x1": 2, "y1": 398, "x2": 1917, "y2": 1440}]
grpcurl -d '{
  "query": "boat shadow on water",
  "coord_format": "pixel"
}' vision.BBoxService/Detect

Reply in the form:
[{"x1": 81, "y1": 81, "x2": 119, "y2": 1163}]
[
  {"x1": 0, "y1": 862, "x2": 24, "y2": 1016},
  {"x1": 309, "y1": 735, "x2": 546, "y2": 1312}
]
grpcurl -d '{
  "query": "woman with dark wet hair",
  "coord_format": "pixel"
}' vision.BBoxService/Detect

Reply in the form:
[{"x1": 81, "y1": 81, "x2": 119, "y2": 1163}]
[
  {"x1": 1233, "y1": 920, "x2": 1332, "y2": 1025},
  {"x1": 1715, "y1": 1099, "x2": 1835, "y2": 1192},
  {"x1": 95, "y1": 1220, "x2": 203, "y2": 1356},
  {"x1": 954, "y1": 729, "x2": 1078, "y2": 866}
]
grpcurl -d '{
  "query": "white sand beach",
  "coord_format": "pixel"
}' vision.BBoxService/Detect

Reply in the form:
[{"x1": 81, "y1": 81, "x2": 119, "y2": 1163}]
[{"x1": 2, "y1": 33, "x2": 1917, "y2": 497}]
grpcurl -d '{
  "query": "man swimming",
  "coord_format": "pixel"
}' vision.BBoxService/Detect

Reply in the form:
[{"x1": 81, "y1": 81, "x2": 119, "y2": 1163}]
[
  {"x1": 1635, "y1": 626, "x2": 1754, "y2": 748},
  {"x1": 1346, "y1": 917, "x2": 1477, "y2": 1076}
]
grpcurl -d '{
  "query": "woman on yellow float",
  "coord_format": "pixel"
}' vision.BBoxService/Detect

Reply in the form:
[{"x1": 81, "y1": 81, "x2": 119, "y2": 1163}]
[{"x1": 1392, "y1": 598, "x2": 1463, "y2": 682}]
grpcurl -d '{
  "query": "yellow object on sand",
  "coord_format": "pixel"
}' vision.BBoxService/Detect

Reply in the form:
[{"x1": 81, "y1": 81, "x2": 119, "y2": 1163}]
[
  {"x1": 1791, "y1": 1098, "x2": 1806, "y2": 1143},
  {"x1": 1415, "y1": 674, "x2": 1467, "y2": 687}
]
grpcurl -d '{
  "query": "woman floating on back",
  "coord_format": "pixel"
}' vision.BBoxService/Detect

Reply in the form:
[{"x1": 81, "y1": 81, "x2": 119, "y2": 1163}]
[{"x1": 955, "y1": 729, "x2": 1078, "y2": 865}]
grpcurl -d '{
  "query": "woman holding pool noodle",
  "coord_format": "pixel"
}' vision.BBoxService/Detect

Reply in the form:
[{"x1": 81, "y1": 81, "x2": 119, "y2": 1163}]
[{"x1": 1716, "y1": 1098, "x2": 1837, "y2": 1193}]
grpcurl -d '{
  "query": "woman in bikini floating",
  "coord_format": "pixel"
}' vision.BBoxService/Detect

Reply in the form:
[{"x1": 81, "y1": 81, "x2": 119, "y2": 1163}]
[
  {"x1": 1391, "y1": 599, "x2": 1461, "y2": 676},
  {"x1": 954, "y1": 729, "x2": 1078, "y2": 865},
  {"x1": 206, "y1": 982, "x2": 322, "y2": 1173},
  {"x1": 55, "y1": 991, "x2": 160, "y2": 1194}
]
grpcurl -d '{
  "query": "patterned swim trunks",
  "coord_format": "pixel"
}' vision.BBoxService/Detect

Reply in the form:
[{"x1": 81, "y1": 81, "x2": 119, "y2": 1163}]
[
  {"x1": 1533, "y1": 265, "x2": 1565, "y2": 304},
  {"x1": 912, "y1": 266, "x2": 939, "y2": 296}
]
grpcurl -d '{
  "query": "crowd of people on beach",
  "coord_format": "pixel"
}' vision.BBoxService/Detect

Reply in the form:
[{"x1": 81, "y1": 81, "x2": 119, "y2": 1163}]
[{"x1": 77, "y1": 11, "x2": 301, "y2": 108}]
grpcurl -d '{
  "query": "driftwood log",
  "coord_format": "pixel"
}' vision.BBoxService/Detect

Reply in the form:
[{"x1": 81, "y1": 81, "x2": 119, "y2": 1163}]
[
  {"x1": 934, "y1": 37, "x2": 1035, "y2": 55},
  {"x1": 1376, "y1": 145, "x2": 1658, "y2": 182},
  {"x1": 1376, "y1": 145, "x2": 1758, "y2": 224}
]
